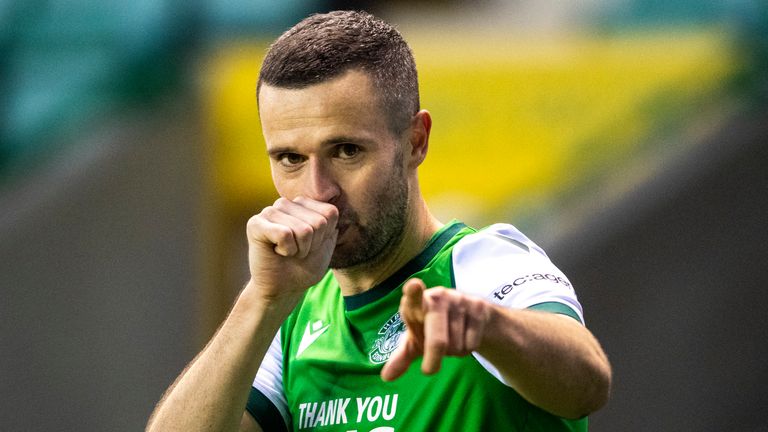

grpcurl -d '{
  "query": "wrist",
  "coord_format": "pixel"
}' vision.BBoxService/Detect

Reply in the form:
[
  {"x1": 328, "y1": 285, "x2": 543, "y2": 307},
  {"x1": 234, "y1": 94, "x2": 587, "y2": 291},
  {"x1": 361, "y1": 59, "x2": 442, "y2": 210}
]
[
  {"x1": 477, "y1": 304, "x2": 521, "y2": 359},
  {"x1": 240, "y1": 279, "x2": 303, "y2": 318}
]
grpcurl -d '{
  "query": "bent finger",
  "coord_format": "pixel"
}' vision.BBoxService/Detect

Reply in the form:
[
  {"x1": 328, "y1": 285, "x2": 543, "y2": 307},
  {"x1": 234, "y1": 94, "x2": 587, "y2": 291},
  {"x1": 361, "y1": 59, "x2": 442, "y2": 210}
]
[
  {"x1": 422, "y1": 289, "x2": 449, "y2": 375},
  {"x1": 260, "y1": 205, "x2": 315, "y2": 258},
  {"x1": 247, "y1": 214, "x2": 298, "y2": 257},
  {"x1": 448, "y1": 303, "x2": 467, "y2": 356},
  {"x1": 292, "y1": 197, "x2": 339, "y2": 234},
  {"x1": 464, "y1": 299, "x2": 489, "y2": 352}
]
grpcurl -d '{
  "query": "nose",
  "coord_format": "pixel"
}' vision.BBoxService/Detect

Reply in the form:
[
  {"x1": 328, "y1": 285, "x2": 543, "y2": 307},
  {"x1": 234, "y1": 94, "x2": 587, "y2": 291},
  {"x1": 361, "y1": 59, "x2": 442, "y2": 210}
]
[{"x1": 304, "y1": 159, "x2": 340, "y2": 203}]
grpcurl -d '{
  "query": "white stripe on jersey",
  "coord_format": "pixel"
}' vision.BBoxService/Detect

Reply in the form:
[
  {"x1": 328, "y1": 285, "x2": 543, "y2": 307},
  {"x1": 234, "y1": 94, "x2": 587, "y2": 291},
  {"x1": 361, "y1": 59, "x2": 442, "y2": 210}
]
[{"x1": 252, "y1": 330, "x2": 290, "y2": 428}]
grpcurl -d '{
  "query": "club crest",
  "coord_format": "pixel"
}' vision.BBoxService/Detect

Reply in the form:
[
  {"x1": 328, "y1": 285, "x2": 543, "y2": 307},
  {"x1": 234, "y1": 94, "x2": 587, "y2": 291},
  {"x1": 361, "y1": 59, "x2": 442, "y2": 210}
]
[{"x1": 369, "y1": 312, "x2": 406, "y2": 364}]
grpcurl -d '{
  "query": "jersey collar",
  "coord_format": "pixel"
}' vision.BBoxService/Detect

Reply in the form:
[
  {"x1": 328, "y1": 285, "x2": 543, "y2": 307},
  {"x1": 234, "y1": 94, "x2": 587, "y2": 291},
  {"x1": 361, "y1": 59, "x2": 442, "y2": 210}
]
[{"x1": 343, "y1": 220, "x2": 466, "y2": 311}]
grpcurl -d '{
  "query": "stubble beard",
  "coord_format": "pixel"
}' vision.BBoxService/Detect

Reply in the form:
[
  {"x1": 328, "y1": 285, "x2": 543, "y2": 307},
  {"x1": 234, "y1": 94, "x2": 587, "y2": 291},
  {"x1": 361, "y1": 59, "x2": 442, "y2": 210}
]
[{"x1": 329, "y1": 155, "x2": 409, "y2": 270}]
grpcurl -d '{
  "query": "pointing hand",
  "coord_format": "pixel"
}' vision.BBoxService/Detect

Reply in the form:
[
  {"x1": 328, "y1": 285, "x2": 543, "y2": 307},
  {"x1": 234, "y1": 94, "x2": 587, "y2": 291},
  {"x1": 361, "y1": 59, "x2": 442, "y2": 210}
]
[{"x1": 381, "y1": 278, "x2": 492, "y2": 381}]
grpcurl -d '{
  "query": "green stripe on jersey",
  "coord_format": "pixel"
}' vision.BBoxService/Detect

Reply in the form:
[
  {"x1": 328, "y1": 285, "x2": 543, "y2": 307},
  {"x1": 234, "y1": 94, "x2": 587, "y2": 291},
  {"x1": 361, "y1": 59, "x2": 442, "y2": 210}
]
[{"x1": 529, "y1": 301, "x2": 583, "y2": 323}]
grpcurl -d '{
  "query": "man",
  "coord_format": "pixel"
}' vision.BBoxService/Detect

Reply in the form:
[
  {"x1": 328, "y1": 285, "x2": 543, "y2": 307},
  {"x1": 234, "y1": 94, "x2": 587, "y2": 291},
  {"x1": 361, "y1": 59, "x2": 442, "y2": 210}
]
[{"x1": 147, "y1": 10, "x2": 611, "y2": 432}]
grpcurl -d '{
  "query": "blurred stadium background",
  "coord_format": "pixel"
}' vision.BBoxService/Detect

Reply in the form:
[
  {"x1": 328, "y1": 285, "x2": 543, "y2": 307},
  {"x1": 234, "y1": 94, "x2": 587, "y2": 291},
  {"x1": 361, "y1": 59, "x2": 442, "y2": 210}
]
[{"x1": 1, "y1": 0, "x2": 766, "y2": 430}]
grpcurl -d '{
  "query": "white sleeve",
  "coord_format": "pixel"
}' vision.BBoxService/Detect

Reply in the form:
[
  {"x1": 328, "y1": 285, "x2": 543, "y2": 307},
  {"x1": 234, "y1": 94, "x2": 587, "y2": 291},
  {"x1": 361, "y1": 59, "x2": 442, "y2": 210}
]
[
  {"x1": 452, "y1": 223, "x2": 584, "y2": 385},
  {"x1": 251, "y1": 329, "x2": 290, "y2": 428}
]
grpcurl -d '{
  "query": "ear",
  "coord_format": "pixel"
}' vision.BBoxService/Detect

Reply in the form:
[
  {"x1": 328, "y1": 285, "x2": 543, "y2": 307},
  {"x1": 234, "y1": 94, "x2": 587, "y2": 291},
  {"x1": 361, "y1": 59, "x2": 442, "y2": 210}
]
[{"x1": 406, "y1": 110, "x2": 432, "y2": 169}]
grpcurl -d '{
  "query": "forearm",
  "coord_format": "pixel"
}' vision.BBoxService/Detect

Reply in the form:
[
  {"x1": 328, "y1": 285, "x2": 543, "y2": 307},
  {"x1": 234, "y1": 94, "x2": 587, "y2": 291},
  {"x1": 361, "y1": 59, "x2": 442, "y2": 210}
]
[
  {"x1": 147, "y1": 284, "x2": 294, "y2": 432},
  {"x1": 478, "y1": 306, "x2": 611, "y2": 419}
]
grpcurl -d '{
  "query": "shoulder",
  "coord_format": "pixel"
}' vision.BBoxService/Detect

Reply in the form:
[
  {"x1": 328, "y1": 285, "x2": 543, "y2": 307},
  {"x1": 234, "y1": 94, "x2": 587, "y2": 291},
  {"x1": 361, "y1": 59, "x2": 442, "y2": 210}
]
[
  {"x1": 451, "y1": 223, "x2": 584, "y2": 323},
  {"x1": 453, "y1": 223, "x2": 549, "y2": 262}
]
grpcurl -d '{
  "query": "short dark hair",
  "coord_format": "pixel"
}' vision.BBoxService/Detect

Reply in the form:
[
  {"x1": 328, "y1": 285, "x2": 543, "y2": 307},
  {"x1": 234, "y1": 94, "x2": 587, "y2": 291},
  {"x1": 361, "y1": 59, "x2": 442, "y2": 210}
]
[{"x1": 257, "y1": 10, "x2": 419, "y2": 134}]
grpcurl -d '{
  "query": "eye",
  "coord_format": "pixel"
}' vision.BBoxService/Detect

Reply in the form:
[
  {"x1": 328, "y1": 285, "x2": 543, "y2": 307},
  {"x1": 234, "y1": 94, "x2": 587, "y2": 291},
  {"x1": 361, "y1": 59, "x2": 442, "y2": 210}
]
[
  {"x1": 335, "y1": 143, "x2": 360, "y2": 160},
  {"x1": 277, "y1": 153, "x2": 306, "y2": 167}
]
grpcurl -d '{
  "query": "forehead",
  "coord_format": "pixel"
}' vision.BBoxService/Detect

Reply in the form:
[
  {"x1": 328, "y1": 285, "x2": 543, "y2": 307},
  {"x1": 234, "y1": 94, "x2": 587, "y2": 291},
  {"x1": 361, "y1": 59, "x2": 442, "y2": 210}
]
[{"x1": 258, "y1": 70, "x2": 391, "y2": 148}]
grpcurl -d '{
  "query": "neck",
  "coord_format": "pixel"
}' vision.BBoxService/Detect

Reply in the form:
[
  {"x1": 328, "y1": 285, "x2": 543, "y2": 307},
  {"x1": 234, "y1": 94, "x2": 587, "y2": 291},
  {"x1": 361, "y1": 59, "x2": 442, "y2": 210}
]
[{"x1": 333, "y1": 198, "x2": 442, "y2": 296}]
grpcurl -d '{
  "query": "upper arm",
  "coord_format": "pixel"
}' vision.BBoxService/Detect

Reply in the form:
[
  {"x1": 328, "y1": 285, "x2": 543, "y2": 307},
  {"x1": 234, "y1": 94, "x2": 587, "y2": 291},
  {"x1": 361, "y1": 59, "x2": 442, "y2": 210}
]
[
  {"x1": 452, "y1": 223, "x2": 584, "y2": 323},
  {"x1": 451, "y1": 224, "x2": 585, "y2": 385}
]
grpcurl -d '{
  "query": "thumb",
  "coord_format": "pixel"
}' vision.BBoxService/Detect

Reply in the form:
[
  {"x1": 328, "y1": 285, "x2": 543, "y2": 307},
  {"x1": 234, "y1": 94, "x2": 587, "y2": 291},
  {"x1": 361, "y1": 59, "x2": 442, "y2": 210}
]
[
  {"x1": 381, "y1": 332, "x2": 418, "y2": 381},
  {"x1": 380, "y1": 279, "x2": 426, "y2": 382}
]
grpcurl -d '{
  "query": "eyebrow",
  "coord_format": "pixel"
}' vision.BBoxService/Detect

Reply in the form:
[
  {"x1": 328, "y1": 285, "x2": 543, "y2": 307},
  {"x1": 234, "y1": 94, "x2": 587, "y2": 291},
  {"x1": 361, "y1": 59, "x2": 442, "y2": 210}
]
[
  {"x1": 323, "y1": 135, "x2": 375, "y2": 146},
  {"x1": 266, "y1": 135, "x2": 376, "y2": 157},
  {"x1": 267, "y1": 147, "x2": 294, "y2": 157}
]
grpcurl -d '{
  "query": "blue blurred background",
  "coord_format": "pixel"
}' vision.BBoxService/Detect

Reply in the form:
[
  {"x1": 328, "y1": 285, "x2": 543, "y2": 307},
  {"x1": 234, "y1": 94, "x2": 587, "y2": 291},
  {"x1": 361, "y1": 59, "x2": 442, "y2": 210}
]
[{"x1": 1, "y1": 1, "x2": 766, "y2": 430}]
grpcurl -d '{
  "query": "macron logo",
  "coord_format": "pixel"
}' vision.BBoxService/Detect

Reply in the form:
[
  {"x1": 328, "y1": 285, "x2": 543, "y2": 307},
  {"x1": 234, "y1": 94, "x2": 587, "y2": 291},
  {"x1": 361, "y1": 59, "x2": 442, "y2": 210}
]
[{"x1": 297, "y1": 320, "x2": 330, "y2": 357}]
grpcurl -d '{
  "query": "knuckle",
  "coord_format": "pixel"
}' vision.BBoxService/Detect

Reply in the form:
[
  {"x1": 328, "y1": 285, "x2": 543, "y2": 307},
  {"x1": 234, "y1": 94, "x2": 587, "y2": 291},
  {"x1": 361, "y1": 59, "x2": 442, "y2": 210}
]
[
  {"x1": 246, "y1": 215, "x2": 267, "y2": 236},
  {"x1": 294, "y1": 223, "x2": 314, "y2": 238},
  {"x1": 274, "y1": 197, "x2": 290, "y2": 208},
  {"x1": 425, "y1": 290, "x2": 447, "y2": 307},
  {"x1": 314, "y1": 215, "x2": 328, "y2": 231},
  {"x1": 247, "y1": 214, "x2": 261, "y2": 229},
  {"x1": 452, "y1": 301, "x2": 467, "y2": 315},
  {"x1": 275, "y1": 225, "x2": 293, "y2": 242},
  {"x1": 432, "y1": 288, "x2": 449, "y2": 299},
  {"x1": 260, "y1": 206, "x2": 277, "y2": 218},
  {"x1": 323, "y1": 205, "x2": 339, "y2": 220},
  {"x1": 466, "y1": 295, "x2": 482, "y2": 306},
  {"x1": 471, "y1": 298, "x2": 490, "y2": 316}
]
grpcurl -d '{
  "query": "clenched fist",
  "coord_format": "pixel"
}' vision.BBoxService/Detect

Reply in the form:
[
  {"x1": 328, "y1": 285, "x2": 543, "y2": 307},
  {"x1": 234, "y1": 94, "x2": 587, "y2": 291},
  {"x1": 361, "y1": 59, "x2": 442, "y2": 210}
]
[{"x1": 246, "y1": 196, "x2": 339, "y2": 306}]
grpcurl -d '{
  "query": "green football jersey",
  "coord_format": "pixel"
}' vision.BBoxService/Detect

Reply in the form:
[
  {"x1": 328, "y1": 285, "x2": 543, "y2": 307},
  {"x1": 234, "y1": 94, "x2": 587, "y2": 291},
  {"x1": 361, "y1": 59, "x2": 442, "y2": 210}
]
[{"x1": 247, "y1": 221, "x2": 588, "y2": 431}]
